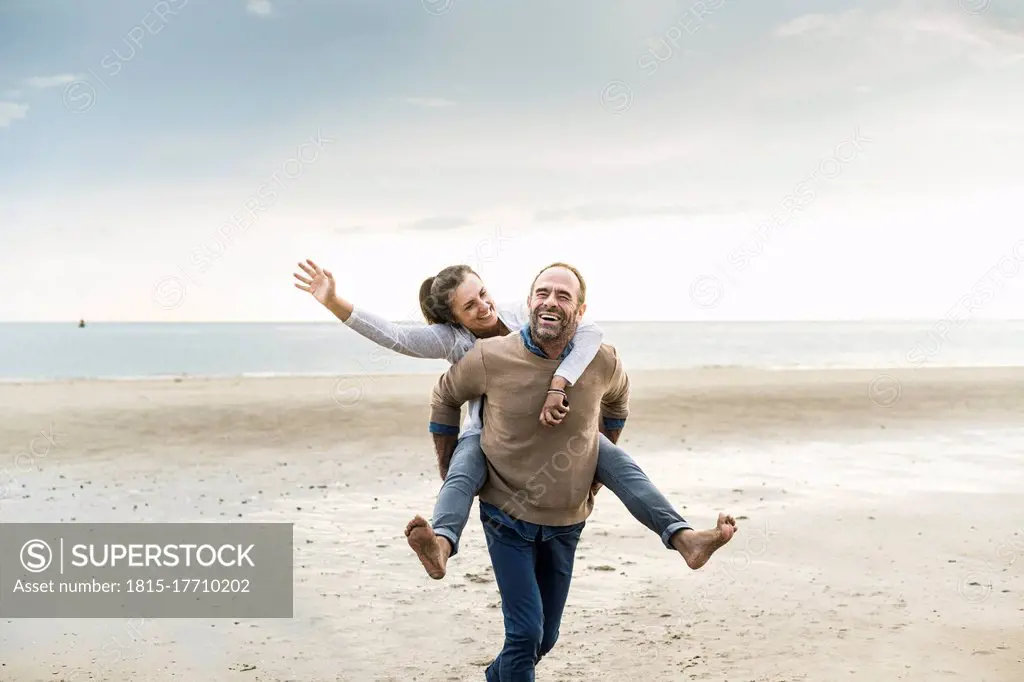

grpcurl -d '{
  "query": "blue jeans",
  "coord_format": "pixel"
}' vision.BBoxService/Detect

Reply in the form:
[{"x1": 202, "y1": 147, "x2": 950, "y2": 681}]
[
  {"x1": 430, "y1": 433, "x2": 691, "y2": 557},
  {"x1": 479, "y1": 502, "x2": 584, "y2": 682}
]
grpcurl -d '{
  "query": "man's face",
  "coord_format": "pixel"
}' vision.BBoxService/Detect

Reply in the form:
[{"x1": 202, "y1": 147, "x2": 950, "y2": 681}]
[{"x1": 528, "y1": 267, "x2": 587, "y2": 342}]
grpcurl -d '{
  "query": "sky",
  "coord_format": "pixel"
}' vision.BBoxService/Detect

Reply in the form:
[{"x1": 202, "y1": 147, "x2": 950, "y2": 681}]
[{"x1": 1, "y1": 0, "x2": 1023, "y2": 322}]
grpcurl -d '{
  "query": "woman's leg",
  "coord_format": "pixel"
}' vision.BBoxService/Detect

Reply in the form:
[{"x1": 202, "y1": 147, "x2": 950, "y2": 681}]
[
  {"x1": 594, "y1": 433, "x2": 692, "y2": 549},
  {"x1": 430, "y1": 433, "x2": 488, "y2": 557},
  {"x1": 406, "y1": 433, "x2": 487, "y2": 579},
  {"x1": 595, "y1": 434, "x2": 738, "y2": 569}
]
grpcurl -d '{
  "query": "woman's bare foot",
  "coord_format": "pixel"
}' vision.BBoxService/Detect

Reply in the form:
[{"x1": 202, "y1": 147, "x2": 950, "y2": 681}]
[
  {"x1": 671, "y1": 513, "x2": 737, "y2": 570},
  {"x1": 404, "y1": 515, "x2": 452, "y2": 580}
]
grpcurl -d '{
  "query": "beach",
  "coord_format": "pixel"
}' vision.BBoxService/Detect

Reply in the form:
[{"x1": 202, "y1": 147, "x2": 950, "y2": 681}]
[{"x1": 1, "y1": 367, "x2": 1022, "y2": 681}]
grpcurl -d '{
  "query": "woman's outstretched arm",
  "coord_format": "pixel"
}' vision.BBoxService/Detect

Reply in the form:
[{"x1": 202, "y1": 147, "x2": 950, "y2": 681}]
[
  {"x1": 345, "y1": 307, "x2": 462, "y2": 361},
  {"x1": 294, "y1": 259, "x2": 462, "y2": 361}
]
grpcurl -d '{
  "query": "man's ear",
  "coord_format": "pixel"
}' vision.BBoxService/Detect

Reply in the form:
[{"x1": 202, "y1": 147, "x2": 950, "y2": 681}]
[{"x1": 577, "y1": 302, "x2": 587, "y2": 318}]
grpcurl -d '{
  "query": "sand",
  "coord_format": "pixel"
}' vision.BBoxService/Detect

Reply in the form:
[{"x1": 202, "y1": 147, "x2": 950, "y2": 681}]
[{"x1": 1, "y1": 367, "x2": 1022, "y2": 681}]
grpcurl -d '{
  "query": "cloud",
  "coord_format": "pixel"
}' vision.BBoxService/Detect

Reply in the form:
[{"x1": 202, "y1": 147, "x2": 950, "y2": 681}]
[
  {"x1": 907, "y1": 12, "x2": 1024, "y2": 67},
  {"x1": 4, "y1": 89, "x2": 22, "y2": 99},
  {"x1": 533, "y1": 203, "x2": 739, "y2": 223},
  {"x1": 774, "y1": 11, "x2": 860, "y2": 38},
  {"x1": 333, "y1": 226, "x2": 365, "y2": 235},
  {"x1": 401, "y1": 97, "x2": 456, "y2": 108},
  {"x1": 24, "y1": 74, "x2": 78, "y2": 89},
  {"x1": 738, "y1": 6, "x2": 1024, "y2": 108},
  {"x1": 773, "y1": 7, "x2": 1024, "y2": 67},
  {"x1": 246, "y1": 0, "x2": 272, "y2": 16},
  {"x1": 0, "y1": 102, "x2": 29, "y2": 128},
  {"x1": 403, "y1": 216, "x2": 474, "y2": 231}
]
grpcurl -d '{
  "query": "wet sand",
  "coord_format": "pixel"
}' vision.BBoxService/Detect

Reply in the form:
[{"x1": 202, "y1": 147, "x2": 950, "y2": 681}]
[{"x1": 1, "y1": 368, "x2": 1022, "y2": 681}]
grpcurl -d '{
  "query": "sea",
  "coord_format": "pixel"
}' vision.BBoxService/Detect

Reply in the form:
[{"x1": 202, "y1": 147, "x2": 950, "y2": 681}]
[{"x1": 1, "y1": 320, "x2": 1022, "y2": 382}]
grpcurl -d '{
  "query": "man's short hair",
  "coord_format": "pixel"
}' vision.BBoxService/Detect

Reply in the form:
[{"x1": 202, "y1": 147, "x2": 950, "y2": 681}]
[{"x1": 530, "y1": 262, "x2": 586, "y2": 305}]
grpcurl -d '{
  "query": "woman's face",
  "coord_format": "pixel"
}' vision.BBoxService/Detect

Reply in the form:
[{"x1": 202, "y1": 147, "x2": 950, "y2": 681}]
[{"x1": 450, "y1": 274, "x2": 500, "y2": 336}]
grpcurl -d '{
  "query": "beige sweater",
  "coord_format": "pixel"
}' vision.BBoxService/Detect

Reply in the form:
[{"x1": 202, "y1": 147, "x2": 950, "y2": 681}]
[{"x1": 429, "y1": 331, "x2": 630, "y2": 526}]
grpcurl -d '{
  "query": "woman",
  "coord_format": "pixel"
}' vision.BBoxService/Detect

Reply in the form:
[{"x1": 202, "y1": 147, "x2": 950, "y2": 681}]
[{"x1": 293, "y1": 258, "x2": 734, "y2": 579}]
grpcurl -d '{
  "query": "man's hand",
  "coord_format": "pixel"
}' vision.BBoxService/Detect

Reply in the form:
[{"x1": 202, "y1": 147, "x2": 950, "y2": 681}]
[
  {"x1": 595, "y1": 422, "x2": 620, "y2": 496},
  {"x1": 599, "y1": 423, "x2": 622, "y2": 445},
  {"x1": 433, "y1": 433, "x2": 458, "y2": 480}
]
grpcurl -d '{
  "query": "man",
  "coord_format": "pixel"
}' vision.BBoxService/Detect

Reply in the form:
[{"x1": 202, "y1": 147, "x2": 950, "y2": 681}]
[{"x1": 409, "y1": 263, "x2": 736, "y2": 680}]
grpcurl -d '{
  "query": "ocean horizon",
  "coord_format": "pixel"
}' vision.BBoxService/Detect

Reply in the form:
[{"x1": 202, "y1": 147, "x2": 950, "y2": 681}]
[{"x1": 2, "y1": 320, "x2": 1022, "y2": 382}]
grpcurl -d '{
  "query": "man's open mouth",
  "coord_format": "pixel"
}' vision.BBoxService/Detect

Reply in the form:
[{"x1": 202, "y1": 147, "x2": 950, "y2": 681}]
[{"x1": 539, "y1": 313, "x2": 561, "y2": 322}]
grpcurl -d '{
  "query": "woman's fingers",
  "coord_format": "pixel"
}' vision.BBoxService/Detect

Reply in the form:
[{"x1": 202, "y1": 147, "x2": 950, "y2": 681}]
[
  {"x1": 539, "y1": 391, "x2": 571, "y2": 427},
  {"x1": 294, "y1": 272, "x2": 313, "y2": 285},
  {"x1": 298, "y1": 261, "x2": 316, "y2": 275},
  {"x1": 294, "y1": 282, "x2": 312, "y2": 293},
  {"x1": 541, "y1": 407, "x2": 568, "y2": 426}
]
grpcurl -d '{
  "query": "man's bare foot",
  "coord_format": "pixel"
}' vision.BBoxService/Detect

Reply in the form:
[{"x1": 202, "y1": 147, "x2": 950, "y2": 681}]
[
  {"x1": 671, "y1": 513, "x2": 737, "y2": 570},
  {"x1": 404, "y1": 515, "x2": 452, "y2": 580}
]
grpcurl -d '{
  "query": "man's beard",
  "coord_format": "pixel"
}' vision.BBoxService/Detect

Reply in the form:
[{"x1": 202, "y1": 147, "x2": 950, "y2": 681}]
[{"x1": 531, "y1": 306, "x2": 576, "y2": 342}]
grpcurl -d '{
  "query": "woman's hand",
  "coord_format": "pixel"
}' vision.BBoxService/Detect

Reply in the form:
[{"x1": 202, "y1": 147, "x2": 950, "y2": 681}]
[
  {"x1": 294, "y1": 259, "x2": 354, "y2": 321},
  {"x1": 539, "y1": 391, "x2": 569, "y2": 426},
  {"x1": 541, "y1": 376, "x2": 571, "y2": 426},
  {"x1": 293, "y1": 259, "x2": 336, "y2": 306}
]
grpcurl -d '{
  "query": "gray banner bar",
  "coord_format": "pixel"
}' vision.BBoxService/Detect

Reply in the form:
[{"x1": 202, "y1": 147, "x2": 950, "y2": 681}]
[{"x1": 1, "y1": 523, "x2": 293, "y2": 618}]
